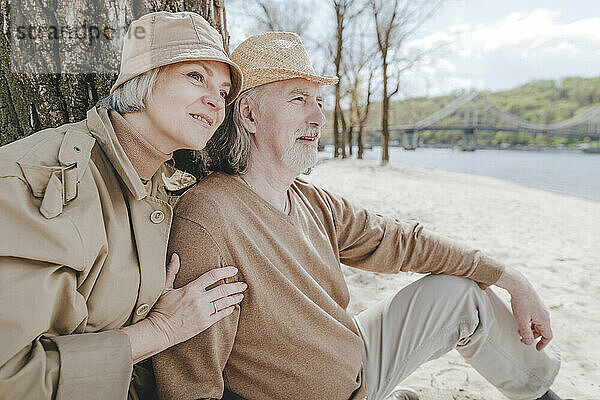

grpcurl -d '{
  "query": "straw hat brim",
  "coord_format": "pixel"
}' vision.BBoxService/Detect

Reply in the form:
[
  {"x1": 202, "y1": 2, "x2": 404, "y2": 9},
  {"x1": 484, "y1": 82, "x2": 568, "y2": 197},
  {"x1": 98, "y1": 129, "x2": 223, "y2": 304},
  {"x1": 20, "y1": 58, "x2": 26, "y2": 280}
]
[
  {"x1": 241, "y1": 67, "x2": 338, "y2": 92},
  {"x1": 110, "y1": 46, "x2": 243, "y2": 106}
]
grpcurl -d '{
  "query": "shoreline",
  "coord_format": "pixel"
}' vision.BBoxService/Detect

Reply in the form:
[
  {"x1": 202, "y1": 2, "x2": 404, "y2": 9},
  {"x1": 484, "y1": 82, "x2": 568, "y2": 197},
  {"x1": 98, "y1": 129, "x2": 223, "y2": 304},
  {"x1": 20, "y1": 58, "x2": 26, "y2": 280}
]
[
  {"x1": 321, "y1": 143, "x2": 600, "y2": 154},
  {"x1": 319, "y1": 147, "x2": 600, "y2": 203},
  {"x1": 304, "y1": 157, "x2": 600, "y2": 400},
  {"x1": 321, "y1": 142, "x2": 600, "y2": 153}
]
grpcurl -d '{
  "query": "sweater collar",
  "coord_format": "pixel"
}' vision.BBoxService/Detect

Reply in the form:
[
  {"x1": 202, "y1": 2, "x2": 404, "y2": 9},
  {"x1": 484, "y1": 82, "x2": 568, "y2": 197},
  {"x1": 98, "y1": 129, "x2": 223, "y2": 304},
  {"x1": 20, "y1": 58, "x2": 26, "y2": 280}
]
[{"x1": 108, "y1": 110, "x2": 172, "y2": 183}]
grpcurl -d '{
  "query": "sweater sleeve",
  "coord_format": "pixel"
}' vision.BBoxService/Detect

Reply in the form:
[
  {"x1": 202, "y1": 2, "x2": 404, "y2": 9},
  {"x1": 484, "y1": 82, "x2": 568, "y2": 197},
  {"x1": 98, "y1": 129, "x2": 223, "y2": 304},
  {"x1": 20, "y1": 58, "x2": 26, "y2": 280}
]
[
  {"x1": 322, "y1": 187, "x2": 504, "y2": 288},
  {"x1": 152, "y1": 214, "x2": 240, "y2": 400},
  {"x1": 0, "y1": 176, "x2": 133, "y2": 400}
]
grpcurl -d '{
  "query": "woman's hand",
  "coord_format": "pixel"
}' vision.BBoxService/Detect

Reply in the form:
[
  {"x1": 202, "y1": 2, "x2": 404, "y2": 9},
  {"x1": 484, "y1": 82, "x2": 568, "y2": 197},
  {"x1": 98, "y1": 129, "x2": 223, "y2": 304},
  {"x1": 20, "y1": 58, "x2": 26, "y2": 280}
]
[
  {"x1": 121, "y1": 253, "x2": 246, "y2": 363},
  {"x1": 147, "y1": 253, "x2": 247, "y2": 346}
]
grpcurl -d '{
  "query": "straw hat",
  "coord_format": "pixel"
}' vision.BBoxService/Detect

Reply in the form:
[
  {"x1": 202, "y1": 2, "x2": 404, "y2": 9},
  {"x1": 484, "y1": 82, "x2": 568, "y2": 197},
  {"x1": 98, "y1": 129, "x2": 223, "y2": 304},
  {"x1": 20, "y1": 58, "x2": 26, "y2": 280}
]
[
  {"x1": 230, "y1": 32, "x2": 338, "y2": 92},
  {"x1": 110, "y1": 11, "x2": 243, "y2": 105}
]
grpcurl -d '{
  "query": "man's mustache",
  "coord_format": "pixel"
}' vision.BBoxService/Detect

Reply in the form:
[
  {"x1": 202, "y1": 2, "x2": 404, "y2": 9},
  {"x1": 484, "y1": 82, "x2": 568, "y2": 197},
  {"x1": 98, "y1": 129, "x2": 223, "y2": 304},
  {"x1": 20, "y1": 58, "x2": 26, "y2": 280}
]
[{"x1": 295, "y1": 127, "x2": 321, "y2": 140}]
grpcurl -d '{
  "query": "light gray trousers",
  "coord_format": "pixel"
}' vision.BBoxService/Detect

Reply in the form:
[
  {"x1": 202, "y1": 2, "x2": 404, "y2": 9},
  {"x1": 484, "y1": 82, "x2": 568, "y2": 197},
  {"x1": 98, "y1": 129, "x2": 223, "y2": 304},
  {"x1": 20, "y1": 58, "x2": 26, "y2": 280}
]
[{"x1": 353, "y1": 275, "x2": 561, "y2": 400}]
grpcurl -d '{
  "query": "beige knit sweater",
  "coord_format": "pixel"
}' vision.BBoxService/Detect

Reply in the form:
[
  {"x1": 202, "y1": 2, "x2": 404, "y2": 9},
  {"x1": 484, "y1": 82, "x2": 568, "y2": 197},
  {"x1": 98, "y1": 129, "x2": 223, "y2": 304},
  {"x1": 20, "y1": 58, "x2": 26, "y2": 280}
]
[{"x1": 152, "y1": 172, "x2": 504, "y2": 400}]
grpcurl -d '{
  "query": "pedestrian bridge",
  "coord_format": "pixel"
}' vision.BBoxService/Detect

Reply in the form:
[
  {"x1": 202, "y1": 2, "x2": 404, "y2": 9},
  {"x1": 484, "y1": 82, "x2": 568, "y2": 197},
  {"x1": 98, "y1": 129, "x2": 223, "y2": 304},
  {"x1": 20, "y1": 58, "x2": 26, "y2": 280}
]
[{"x1": 365, "y1": 91, "x2": 600, "y2": 150}]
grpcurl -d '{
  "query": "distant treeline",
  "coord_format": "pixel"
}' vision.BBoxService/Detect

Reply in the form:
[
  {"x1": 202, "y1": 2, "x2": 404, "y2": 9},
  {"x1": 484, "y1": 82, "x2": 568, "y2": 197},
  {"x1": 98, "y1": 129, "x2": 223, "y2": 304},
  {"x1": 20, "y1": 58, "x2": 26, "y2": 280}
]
[{"x1": 325, "y1": 76, "x2": 600, "y2": 148}]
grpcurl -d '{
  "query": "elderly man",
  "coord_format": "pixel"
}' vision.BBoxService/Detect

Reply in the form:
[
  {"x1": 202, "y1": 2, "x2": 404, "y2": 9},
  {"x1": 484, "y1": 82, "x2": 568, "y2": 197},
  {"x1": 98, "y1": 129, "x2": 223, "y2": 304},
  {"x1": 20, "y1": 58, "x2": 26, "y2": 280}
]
[{"x1": 152, "y1": 32, "x2": 562, "y2": 400}]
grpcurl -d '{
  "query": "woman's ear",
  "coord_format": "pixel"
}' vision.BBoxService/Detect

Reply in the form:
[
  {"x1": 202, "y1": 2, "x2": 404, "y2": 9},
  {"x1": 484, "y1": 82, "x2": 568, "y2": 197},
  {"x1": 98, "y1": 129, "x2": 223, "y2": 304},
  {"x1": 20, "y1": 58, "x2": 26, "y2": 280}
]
[{"x1": 239, "y1": 97, "x2": 257, "y2": 134}]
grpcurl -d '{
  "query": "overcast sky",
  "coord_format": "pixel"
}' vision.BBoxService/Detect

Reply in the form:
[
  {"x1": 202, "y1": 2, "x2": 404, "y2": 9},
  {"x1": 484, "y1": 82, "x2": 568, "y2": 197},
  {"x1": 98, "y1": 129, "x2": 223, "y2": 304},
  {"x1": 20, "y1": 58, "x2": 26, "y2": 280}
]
[{"x1": 227, "y1": 0, "x2": 600, "y2": 98}]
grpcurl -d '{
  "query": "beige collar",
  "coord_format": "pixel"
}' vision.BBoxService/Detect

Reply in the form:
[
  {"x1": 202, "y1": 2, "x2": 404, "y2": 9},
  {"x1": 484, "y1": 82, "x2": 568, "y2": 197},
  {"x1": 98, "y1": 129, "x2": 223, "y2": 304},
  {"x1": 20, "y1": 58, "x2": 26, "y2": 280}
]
[{"x1": 85, "y1": 107, "x2": 196, "y2": 200}]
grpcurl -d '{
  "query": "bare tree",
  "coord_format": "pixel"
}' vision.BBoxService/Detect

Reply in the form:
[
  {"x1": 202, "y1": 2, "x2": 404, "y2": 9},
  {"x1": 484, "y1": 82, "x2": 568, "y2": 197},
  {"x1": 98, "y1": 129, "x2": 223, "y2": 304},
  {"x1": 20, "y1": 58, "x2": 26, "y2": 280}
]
[
  {"x1": 331, "y1": 0, "x2": 364, "y2": 158},
  {"x1": 369, "y1": 0, "x2": 442, "y2": 163},
  {"x1": 343, "y1": 19, "x2": 376, "y2": 159},
  {"x1": 350, "y1": 69, "x2": 374, "y2": 159},
  {"x1": 238, "y1": 0, "x2": 312, "y2": 35}
]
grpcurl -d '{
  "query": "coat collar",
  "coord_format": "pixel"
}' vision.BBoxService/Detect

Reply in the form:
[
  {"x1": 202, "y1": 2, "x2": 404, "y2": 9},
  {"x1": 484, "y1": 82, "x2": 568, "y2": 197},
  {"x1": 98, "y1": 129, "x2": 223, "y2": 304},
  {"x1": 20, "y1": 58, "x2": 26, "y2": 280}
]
[{"x1": 86, "y1": 107, "x2": 196, "y2": 200}]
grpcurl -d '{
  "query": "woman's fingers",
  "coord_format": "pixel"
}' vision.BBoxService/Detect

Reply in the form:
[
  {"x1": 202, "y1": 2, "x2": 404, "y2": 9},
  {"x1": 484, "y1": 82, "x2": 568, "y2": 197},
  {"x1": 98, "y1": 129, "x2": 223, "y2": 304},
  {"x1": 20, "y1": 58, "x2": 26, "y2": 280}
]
[
  {"x1": 212, "y1": 293, "x2": 245, "y2": 315},
  {"x1": 206, "y1": 282, "x2": 248, "y2": 302},
  {"x1": 164, "y1": 253, "x2": 181, "y2": 291},
  {"x1": 192, "y1": 266, "x2": 239, "y2": 290},
  {"x1": 210, "y1": 305, "x2": 236, "y2": 321}
]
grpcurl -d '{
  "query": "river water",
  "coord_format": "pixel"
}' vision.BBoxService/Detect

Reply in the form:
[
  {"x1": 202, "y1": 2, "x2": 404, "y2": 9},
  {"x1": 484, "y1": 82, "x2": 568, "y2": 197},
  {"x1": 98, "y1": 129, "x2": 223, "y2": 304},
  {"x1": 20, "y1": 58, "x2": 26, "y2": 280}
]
[{"x1": 324, "y1": 146, "x2": 600, "y2": 202}]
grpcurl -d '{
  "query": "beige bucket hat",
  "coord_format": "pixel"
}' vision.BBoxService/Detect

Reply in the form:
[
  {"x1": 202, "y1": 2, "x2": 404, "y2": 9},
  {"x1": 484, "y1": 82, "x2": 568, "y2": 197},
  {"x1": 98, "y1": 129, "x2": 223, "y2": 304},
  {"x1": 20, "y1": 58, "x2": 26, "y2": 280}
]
[
  {"x1": 110, "y1": 11, "x2": 243, "y2": 105},
  {"x1": 230, "y1": 32, "x2": 338, "y2": 92}
]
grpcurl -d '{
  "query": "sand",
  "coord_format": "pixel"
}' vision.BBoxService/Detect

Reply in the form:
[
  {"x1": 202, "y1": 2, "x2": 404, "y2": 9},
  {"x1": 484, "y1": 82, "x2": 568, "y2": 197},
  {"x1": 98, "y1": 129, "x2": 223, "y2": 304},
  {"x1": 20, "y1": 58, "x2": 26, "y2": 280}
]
[{"x1": 303, "y1": 155, "x2": 600, "y2": 400}]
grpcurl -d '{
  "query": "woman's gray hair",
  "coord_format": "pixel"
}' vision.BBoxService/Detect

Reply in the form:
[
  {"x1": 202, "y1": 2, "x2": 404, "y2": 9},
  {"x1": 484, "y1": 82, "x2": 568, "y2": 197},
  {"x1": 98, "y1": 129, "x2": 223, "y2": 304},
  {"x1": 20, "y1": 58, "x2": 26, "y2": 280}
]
[
  {"x1": 97, "y1": 67, "x2": 162, "y2": 113},
  {"x1": 206, "y1": 86, "x2": 267, "y2": 175}
]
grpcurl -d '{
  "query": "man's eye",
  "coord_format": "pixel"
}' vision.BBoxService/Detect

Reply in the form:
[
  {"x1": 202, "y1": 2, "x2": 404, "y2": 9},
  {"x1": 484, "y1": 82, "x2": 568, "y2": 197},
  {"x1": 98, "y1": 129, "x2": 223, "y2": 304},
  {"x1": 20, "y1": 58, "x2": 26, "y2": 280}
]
[
  {"x1": 293, "y1": 96, "x2": 305, "y2": 102},
  {"x1": 188, "y1": 72, "x2": 204, "y2": 82},
  {"x1": 317, "y1": 102, "x2": 323, "y2": 109}
]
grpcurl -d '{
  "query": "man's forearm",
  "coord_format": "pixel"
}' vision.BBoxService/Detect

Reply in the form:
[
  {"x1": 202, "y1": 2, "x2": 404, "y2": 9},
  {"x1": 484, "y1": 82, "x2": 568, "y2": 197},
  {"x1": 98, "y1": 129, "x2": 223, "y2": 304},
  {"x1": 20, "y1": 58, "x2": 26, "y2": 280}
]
[{"x1": 494, "y1": 266, "x2": 532, "y2": 295}]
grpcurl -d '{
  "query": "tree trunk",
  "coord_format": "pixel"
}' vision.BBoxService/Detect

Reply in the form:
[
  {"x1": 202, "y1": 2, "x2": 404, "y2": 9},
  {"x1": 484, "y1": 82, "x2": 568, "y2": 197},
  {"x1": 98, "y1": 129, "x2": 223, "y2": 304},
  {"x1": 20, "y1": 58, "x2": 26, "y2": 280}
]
[
  {"x1": 357, "y1": 125, "x2": 364, "y2": 159},
  {"x1": 381, "y1": 56, "x2": 389, "y2": 164},
  {"x1": 347, "y1": 125, "x2": 353, "y2": 156},
  {"x1": 0, "y1": 0, "x2": 228, "y2": 152},
  {"x1": 332, "y1": 0, "x2": 344, "y2": 159},
  {"x1": 333, "y1": 100, "x2": 340, "y2": 157},
  {"x1": 338, "y1": 105, "x2": 347, "y2": 158},
  {"x1": 336, "y1": 101, "x2": 346, "y2": 158}
]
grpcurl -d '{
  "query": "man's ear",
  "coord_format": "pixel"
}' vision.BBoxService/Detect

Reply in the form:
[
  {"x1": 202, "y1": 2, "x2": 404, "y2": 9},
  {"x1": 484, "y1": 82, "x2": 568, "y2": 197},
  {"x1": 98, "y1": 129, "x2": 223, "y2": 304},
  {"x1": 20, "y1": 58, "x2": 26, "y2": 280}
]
[{"x1": 239, "y1": 97, "x2": 257, "y2": 134}]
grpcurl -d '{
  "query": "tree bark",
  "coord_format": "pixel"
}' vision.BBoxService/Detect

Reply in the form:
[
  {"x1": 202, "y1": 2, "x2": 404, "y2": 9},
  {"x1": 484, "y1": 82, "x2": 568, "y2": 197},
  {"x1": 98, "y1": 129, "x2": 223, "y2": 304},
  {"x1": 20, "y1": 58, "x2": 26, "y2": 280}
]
[{"x1": 0, "y1": 0, "x2": 228, "y2": 151}]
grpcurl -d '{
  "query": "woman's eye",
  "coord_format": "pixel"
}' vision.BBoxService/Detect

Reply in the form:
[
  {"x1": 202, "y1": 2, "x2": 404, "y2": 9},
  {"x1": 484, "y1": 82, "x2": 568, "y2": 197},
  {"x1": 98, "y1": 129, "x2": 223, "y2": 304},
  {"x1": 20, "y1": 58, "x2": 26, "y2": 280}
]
[
  {"x1": 220, "y1": 91, "x2": 228, "y2": 99},
  {"x1": 188, "y1": 72, "x2": 204, "y2": 82},
  {"x1": 293, "y1": 96, "x2": 305, "y2": 102}
]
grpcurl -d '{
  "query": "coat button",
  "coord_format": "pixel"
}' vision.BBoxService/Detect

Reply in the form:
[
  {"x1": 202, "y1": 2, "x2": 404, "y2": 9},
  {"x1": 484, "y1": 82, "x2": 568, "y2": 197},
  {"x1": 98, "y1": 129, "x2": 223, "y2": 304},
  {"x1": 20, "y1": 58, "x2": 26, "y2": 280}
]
[
  {"x1": 136, "y1": 303, "x2": 150, "y2": 316},
  {"x1": 150, "y1": 210, "x2": 164, "y2": 224}
]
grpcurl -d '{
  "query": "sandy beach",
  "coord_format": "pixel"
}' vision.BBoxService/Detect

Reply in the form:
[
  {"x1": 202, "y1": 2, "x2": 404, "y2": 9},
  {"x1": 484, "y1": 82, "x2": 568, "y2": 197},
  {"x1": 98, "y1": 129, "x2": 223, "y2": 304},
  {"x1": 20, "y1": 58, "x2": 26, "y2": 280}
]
[{"x1": 304, "y1": 156, "x2": 600, "y2": 400}]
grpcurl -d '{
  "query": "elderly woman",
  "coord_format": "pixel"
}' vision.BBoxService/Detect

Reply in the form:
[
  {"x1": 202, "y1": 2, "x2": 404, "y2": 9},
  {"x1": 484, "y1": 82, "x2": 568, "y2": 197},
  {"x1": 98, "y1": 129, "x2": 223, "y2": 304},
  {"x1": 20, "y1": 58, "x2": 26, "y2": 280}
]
[{"x1": 0, "y1": 11, "x2": 247, "y2": 400}]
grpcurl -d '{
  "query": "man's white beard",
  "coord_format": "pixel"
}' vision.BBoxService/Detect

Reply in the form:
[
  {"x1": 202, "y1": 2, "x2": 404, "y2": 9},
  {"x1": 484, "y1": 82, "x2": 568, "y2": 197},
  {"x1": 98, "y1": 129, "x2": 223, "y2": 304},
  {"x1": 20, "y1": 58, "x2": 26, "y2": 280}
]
[{"x1": 281, "y1": 127, "x2": 320, "y2": 174}]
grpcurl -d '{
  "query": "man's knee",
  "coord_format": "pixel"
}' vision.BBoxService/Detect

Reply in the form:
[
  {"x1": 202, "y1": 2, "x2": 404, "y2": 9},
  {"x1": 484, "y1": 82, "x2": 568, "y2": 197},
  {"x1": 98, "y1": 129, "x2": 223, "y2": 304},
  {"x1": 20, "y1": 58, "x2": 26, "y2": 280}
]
[
  {"x1": 405, "y1": 275, "x2": 489, "y2": 327},
  {"x1": 416, "y1": 274, "x2": 482, "y2": 298},
  {"x1": 383, "y1": 274, "x2": 486, "y2": 322}
]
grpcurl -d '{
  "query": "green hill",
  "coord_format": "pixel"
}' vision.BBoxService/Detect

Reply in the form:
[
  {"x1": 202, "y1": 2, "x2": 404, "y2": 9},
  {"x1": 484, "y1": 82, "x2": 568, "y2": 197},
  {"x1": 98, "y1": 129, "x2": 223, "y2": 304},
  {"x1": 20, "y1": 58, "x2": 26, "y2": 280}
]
[{"x1": 324, "y1": 76, "x2": 600, "y2": 147}]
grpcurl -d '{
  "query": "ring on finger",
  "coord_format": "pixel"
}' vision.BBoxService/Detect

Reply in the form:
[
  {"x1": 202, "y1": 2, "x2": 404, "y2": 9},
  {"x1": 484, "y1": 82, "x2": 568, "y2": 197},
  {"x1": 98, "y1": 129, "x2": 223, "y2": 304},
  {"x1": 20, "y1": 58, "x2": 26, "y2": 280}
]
[{"x1": 212, "y1": 301, "x2": 218, "y2": 314}]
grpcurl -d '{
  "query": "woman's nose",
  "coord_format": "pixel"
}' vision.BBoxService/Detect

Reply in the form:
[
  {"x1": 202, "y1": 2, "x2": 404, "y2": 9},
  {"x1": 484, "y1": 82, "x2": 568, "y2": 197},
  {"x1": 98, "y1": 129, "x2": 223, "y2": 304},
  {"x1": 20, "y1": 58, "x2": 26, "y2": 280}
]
[{"x1": 203, "y1": 93, "x2": 225, "y2": 111}]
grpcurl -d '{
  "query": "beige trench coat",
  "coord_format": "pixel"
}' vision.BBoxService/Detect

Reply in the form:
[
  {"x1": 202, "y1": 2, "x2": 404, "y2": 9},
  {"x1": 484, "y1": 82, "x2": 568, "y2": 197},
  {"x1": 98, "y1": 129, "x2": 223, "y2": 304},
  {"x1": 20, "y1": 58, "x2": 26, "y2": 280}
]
[{"x1": 0, "y1": 107, "x2": 196, "y2": 399}]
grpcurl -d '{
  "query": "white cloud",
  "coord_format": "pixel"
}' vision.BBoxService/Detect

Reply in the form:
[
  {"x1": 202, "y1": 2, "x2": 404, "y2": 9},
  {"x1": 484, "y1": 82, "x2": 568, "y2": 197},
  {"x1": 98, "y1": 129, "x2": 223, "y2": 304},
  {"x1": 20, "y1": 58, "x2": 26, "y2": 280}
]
[
  {"x1": 404, "y1": 8, "x2": 600, "y2": 97},
  {"x1": 226, "y1": 2, "x2": 600, "y2": 100}
]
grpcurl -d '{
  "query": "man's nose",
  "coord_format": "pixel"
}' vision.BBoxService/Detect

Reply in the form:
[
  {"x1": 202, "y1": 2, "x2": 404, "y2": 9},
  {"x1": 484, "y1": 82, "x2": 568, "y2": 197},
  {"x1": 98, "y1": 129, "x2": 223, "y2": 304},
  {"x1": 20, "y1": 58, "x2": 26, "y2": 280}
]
[{"x1": 308, "y1": 104, "x2": 326, "y2": 128}]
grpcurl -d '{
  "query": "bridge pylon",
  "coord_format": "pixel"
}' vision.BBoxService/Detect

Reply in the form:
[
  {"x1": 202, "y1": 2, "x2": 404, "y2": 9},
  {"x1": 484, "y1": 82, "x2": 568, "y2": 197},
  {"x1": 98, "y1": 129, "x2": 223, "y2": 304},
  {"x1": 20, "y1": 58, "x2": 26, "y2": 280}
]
[
  {"x1": 461, "y1": 128, "x2": 476, "y2": 151},
  {"x1": 402, "y1": 129, "x2": 418, "y2": 150}
]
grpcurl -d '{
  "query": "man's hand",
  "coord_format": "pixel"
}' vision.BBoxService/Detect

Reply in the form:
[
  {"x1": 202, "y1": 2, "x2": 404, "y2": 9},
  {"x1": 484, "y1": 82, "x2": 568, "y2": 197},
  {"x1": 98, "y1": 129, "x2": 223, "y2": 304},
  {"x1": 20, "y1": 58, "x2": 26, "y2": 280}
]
[{"x1": 495, "y1": 267, "x2": 553, "y2": 351}]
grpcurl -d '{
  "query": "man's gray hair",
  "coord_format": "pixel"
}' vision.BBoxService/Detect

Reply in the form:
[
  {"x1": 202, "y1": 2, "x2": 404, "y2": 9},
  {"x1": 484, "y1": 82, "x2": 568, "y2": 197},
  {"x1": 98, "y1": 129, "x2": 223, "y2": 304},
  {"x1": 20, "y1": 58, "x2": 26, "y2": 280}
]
[
  {"x1": 206, "y1": 86, "x2": 267, "y2": 175},
  {"x1": 97, "y1": 67, "x2": 162, "y2": 114}
]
